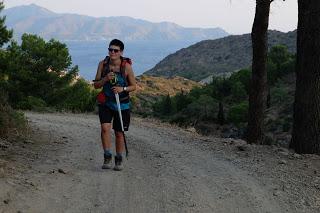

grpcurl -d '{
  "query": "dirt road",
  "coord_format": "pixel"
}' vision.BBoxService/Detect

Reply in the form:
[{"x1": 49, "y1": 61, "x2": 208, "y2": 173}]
[{"x1": 1, "y1": 112, "x2": 319, "y2": 213}]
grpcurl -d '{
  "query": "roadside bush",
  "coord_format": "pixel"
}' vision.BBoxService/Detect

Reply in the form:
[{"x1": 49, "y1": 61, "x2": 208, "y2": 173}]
[
  {"x1": 230, "y1": 81, "x2": 247, "y2": 102},
  {"x1": 0, "y1": 90, "x2": 27, "y2": 137},
  {"x1": 279, "y1": 57, "x2": 295, "y2": 77},
  {"x1": 5, "y1": 34, "x2": 79, "y2": 110},
  {"x1": 189, "y1": 95, "x2": 217, "y2": 121},
  {"x1": 169, "y1": 95, "x2": 218, "y2": 126},
  {"x1": 227, "y1": 101, "x2": 248, "y2": 126},
  {"x1": 173, "y1": 91, "x2": 193, "y2": 112},
  {"x1": 282, "y1": 117, "x2": 292, "y2": 132},
  {"x1": 270, "y1": 82, "x2": 290, "y2": 105},
  {"x1": 53, "y1": 79, "x2": 96, "y2": 112},
  {"x1": 152, "y1": 94, "x2": 173, "y2": 117},
  {"x1": 169, "y1": 111, "x2": 190, "y2": 126},
  {"x1": 229, "y1": 68, "x2": 251, "y2": 93},
  {"x1": 16, "y1": 96, "x2": 47, "y2": 110}
]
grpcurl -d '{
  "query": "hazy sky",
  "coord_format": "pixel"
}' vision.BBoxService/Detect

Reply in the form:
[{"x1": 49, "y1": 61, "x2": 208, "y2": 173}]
[{"x1": 4, "y1": 0, "x2": 298, "y2": 35}]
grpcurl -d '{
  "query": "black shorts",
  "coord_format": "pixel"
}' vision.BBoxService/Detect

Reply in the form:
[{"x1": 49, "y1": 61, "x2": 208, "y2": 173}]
[{"x1": 98, "y1": 105, "x2": 130, "y2": 131}]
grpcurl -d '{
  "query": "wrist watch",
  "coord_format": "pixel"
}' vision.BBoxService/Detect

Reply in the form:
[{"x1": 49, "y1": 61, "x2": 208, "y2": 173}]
[{"x1": 123, "y1": 87, "x2": 127, "y2": 91}]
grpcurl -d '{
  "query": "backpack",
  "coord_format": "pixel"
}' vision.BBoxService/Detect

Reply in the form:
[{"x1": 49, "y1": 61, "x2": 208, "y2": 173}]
[
  {"x1": 101, "y1": 56, "x2": 132, "y2": 82},
  {"x1": 96, "y1": 56, "x2": 132, "y2": 104}
]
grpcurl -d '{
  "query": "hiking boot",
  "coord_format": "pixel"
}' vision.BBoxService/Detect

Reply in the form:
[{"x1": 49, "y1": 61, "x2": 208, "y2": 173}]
[
  {"x1": 102, "y1": 154, "x2": 112, "y2": 169},
  {"x1": 114, "y1": 155, "x2": 123, "y2": 171}
]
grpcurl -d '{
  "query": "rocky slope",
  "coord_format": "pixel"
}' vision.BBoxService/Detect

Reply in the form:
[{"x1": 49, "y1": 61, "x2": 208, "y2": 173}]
[{"x1": 145, "y1": 30, "x2": 296, "y2": 81}]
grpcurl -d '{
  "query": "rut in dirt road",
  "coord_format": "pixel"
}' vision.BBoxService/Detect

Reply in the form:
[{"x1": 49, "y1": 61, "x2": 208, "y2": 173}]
[{"x1": 1, "y1": 112, "x2": 292, "y2": 213}]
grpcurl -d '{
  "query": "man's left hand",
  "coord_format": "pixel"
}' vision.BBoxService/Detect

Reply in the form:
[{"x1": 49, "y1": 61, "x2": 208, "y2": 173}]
[{"x1": 111, "y1": 86, "x2": 124, "y2": 94}]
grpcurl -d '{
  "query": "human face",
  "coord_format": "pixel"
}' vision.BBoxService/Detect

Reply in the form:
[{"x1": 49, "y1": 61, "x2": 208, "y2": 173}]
[{"x1": 108, "y1": 45, "x2": 122, "y2": 59}]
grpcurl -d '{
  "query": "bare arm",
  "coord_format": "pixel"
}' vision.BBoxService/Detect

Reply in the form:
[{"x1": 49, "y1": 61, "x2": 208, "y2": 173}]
[
  {"x1": 93, "y1": 61, "x2": 114, "y2": 89},
  {"x1": 93, "y1": 61, "x2": 105, "y2": 89},
  {"x1": 125, "y1": 63, "x2": 136, "y2": 92}
]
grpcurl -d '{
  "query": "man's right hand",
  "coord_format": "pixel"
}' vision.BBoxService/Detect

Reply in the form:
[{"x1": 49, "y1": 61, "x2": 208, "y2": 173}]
[{"x1": 105, "y1": 72, "x2": 115, "y2": 82}]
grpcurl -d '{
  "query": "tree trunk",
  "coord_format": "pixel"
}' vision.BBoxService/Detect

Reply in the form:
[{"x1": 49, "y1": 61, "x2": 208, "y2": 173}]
[
  {"x1": 290, "y1": 0, "x2": 320, "y2": 154},
  {"x1": 267, "y1": 87, "x2": 271, "y2": 108},
  {"x1": 247, "y1": 0, "x2": 271, "y2": 144}
]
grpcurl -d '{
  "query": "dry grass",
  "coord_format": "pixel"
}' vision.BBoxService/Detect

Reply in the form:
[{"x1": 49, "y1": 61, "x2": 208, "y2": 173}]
[
  {"x1": 134, "y1": 75, "x2": 201, "y2": 97},
  {"x1": 0, "y1": 92, "x2": 28, "y2": 139}
]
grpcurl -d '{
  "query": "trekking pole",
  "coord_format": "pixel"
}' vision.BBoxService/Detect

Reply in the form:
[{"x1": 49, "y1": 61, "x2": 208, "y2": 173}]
[{"x1": 115, "y1": 93, "x2": 129, "y2": 158}]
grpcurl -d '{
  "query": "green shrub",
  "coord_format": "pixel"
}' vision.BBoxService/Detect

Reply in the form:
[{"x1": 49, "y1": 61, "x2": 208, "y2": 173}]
[
  {"x1": 282, "y1": 116, "x2": 292, "y2": 132},
  {"x1": 53, "y1": 79, "x2": 96, "y2": 112},
  {"x1": 17, "y1": 96, "x2": 47, "y2": 110},
  {"x1": 230, "y1": 81, "x2": 247, "y2": 101},
  {"x1": 227, "y1": 101, "x2": 249, "y2": 126},
  {"x1": 271, "y1": 83, "x2": 290, "y2": 105},
  {"x1": 168, "y1": 95, "x2": 218, "y2": 126},
  {"x1": 173, "y1": 91, "x2": 193, "y2": 112},
  {"x1": 229, "y1": 68, "x2": 251, "y2": 93},
  {"x1": 0, "y1": 91, "x2": 27, "y2": 137},
  {"x1": 152, "y1": 94, "x2": 173, "y2": 116},
  {"x1": 279, "y1": 58, "x2": 295, "y2": 76},
  {"x1": 169, "y1": 112, "x2": 190, "y2": 126}
]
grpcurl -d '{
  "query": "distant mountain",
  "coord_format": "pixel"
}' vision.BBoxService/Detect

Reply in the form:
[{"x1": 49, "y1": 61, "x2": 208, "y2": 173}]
[
  {"x1": 144, "y1": 30, "x2": 297, "y2": 81},
  {"x1": 3, "y1": 4, "x2": 228, "y2": 42}
]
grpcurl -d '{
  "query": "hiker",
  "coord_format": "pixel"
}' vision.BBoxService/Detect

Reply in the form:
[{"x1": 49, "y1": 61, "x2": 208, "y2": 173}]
[{"x1": 93, "y1": 39, "x2": 136, "y2": 171}]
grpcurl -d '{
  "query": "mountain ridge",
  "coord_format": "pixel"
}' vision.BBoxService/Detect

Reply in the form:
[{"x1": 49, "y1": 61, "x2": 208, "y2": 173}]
[{"x1": 3, "y1": 4, "x2": 228, "y2": 42}]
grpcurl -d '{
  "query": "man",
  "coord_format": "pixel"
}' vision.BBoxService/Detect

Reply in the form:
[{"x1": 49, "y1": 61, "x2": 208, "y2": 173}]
[{"x1": 93, "y1": 39, "x2": 136, "y2": 171}]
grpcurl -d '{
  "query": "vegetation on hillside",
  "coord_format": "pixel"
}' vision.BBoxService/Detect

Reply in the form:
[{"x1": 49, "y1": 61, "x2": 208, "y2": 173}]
[
  {"x1": 152, "y1": 45, "x2": 295, "y2": 144},
  {"x1": 0, "y1": 1, "x2": 28, "y2": 138},
  {"x1": 0, "y1": 32, "x2": 98, "y2": 113}
]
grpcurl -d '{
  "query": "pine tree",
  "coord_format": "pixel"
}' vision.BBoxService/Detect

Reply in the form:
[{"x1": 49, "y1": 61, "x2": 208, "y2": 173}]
[
  {"x1": 291, "y1": 0, "x2": 320, "y2": 154},
  {"x1": 0, "y1": 2, "x2": 12, "y2": 47},
  {"x1": 247, "y1": 0, "x2": 272, "y2": 144}
]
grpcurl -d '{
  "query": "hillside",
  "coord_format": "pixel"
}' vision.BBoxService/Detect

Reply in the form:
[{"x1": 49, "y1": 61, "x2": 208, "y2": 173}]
[
  {"x1": 144, "y1": 30, "x2": 296, "y2": 81},
  {"x1": 4, "y1": 4, "x2": 228, "y2": 42}
]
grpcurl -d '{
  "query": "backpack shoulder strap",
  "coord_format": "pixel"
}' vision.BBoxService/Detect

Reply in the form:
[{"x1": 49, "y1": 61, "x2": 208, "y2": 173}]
[
  {"x1": 101, "y1": 56, "x2": 110, "y2": 77},
  {"x1": 120, "y1": 57, "x2": 132, "y2": 86}
]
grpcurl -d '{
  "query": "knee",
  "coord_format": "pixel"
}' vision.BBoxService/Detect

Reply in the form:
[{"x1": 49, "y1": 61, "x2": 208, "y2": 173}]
[
  {"x1": 115, "y1": 131, "x2": 124, "y2": 139},
  {"x1": 101, "y1": 124, "x2": 111, "y2": 134}
]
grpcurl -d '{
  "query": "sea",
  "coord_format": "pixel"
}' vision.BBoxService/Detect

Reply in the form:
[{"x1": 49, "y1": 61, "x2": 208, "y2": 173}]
[{"x1": 65, "y1": 40, "x2": 197, "y2": 81}]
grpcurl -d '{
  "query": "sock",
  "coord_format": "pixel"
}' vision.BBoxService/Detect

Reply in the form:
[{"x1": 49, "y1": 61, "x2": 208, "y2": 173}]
[
  {"x1": 116, "y1": 152, "x2": 122, "y2": 158},
  {"x1": 104, "y1": 149, "x2": 112, "y2": 156}
]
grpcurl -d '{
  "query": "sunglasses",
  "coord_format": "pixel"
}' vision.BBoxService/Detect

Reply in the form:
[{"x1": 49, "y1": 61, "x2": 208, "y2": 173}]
[{"x1": 108, "y1": 48, "x2": 121, "y2": 53}]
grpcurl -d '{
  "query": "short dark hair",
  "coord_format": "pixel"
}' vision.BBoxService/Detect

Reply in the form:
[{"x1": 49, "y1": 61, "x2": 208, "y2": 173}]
[{"x1": 109, "y1": 39, "x2": 124, "y2": 51}]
